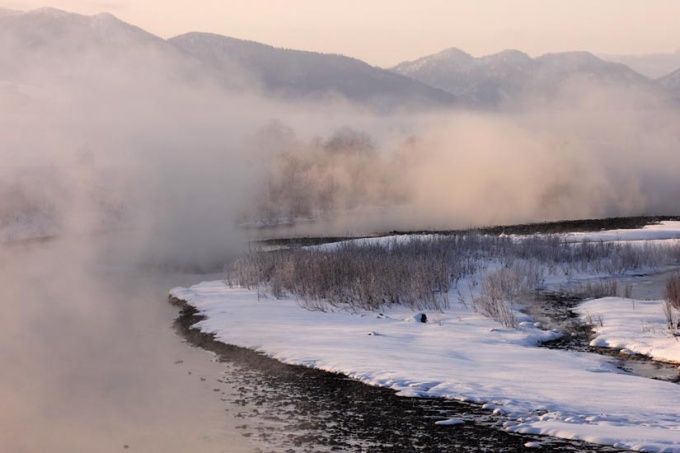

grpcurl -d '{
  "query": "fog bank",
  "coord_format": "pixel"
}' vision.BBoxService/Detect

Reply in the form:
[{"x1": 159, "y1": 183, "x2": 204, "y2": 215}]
[{"x1": 2, "y1": 10, "x2": 680, "y2": 452}]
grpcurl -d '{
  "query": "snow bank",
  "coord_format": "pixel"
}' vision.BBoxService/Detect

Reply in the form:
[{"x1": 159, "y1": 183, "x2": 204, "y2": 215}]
[
  {"x1": 577, "y1": 297, "x2": 680, "y2": 364},
  {"x1": 171, "y1": 281, "x2": 680, "y2": 451}
]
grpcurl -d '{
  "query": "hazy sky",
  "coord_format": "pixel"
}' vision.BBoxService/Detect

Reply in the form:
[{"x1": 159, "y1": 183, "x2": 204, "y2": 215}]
[{"x1": 2, "y1": 0, "x2": 680, "y2": 67}]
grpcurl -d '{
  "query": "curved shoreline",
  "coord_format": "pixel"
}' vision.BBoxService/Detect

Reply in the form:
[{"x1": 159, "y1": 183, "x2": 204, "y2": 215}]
[{"x1": 170, "y1": 296, "x2": 627, "y2": 452}]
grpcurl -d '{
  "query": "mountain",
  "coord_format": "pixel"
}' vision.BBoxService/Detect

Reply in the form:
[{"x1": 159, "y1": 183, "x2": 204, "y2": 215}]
[
  {"x1": 599, "y1": 50, "x2": 680, "y2": 79},
  {"x1": 0, "y1": 8, "x2": 456, "y2": 111},
  {"x1": 0, "y1": 7, "x2": 164, "y2": 53},
  {"x1": 0, "y1": 7, "x2": 187, "y2": 86},
  {"x1": 392, "y1": 48, "x2": 537, "y2": 107},
  {"x1": 168, "y1": 32, "x2": 456, "y2": 110},
  {"x1": 4, "y1": 8, "x2": 674, "y2": 112},
  {"x1": 534, "y1": 51, "x2": 649, "y2": 88},
  {"x1": 658, "y1": 68, "x2": 680, "y2": 101},
  {"x1": 0, "y1": 7, "x2": 20, "y2": 17},
  {"x1": 391, "y1": 49, "x2": 650, "y2": 108}
]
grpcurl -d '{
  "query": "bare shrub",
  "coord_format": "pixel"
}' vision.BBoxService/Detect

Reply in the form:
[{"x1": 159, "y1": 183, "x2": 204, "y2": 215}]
[
  {"x1": 227, "y1": 231, "x2": 680, "y2": 324},
  {"x1": 472, "y1": 265, "x2": 536, "y2": 327},
  {"x1": 662, "y1": 300, "x2": 676, "y2": 330},
  {"x1": 583, "y1": 312, "x2": 604, "y2": 328},
  {"x1": 663, "y1": 273, "x2": 680, "y2": 330},
  {"x1": 623, "y1": 283, "x2": 633, "y2": 299},
  {"x1": 665, "y1": 273, "x2": 680, "y2": 310},
  {"x1": 227, "y1": 237, "x2": 463, "y2": 311},
  {"x1": 569, "y1": 279, "x2": 619, "y2": 300}
]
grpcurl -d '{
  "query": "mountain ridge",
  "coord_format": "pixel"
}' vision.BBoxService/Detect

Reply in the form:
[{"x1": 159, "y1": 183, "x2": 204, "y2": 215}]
[
  {"x1": 599, "y1": 49, "x2": 680, "y2": 79},
  {"x1": 169, "y1": 31, "x2": 457, "y2": 109},
  {"x1": 391, "y1": 48, "x2": 653, "y2": 108},
  {"x1": 0, "y1": 7, "x2": 456, "y2": 111},
  {"x1": 2, "y1": 7, "x2": 680, "y2": 110}
]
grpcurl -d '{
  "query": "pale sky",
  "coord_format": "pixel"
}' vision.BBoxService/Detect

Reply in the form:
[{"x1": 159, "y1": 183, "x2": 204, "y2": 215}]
[{"x1": 3, "y1": 0, "x2": 680, "y2": 67}]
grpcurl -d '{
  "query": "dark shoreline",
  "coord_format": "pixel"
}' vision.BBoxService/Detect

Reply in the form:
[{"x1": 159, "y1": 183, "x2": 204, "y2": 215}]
[
  {"x1": 256, "y1": 215, "x2": 680, "y2": 248},
  {"x1": 171, "y1": 297, "x2": 628, "y2": 452}
]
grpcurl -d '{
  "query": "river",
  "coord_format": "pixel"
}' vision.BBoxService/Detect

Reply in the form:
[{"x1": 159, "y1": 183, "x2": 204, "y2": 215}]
[
  {"x1": 0, "y1": 236, "x2": 255, "y2": 453},
  {"x1": 1, "y1": 235, "x2": 638, "y2": 452}
]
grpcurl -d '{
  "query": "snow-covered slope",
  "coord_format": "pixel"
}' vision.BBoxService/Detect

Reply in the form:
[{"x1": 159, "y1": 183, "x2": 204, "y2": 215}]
[
  {"x1": 0, "y1": 7, "x2": 164, "y2": 52},
  {"x1": 392, "y1": 47, "x2": 537, "y2": 106},
  {"x1": 0, "y1": 7, "x2": 195, "y2": 88},
  {"x1": 391, "y1": 49, "x2": 651, "y2": 108}
]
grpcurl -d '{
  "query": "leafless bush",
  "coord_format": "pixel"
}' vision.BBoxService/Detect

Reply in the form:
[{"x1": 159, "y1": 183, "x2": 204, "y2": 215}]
[
  {"x1": 665, "y1": 273, "x2": 680, "y2": 310},
  {"x1": 568, "y1": 279, "x2": 619, "y2": 300},
  {"x1": 227, "y1": 232, "x2": 680, "y2": 321},
  {"x1": 623, "y1": 283, "x2": 633, "y2": 299},
  {"x1": 227, "y1": 237, "x2": 465, "y2": 311},
  {"x1": 472, "y1": 265, "x2": 534, "y2": 327},
  {"x1": 663, "y1": 273, "x2": 680, "y2": 330},
  {"x1": 583, "y1": 312, "x2": 604, "y2": 328},
  {"x1": 662, "y1": 300, "x2": 676, "y2": 330}
]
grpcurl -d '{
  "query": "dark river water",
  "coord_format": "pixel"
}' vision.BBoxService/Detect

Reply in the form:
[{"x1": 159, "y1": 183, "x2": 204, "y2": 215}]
[{"x1": 531, "y1": 271, "x2": 680, "y2": 384}]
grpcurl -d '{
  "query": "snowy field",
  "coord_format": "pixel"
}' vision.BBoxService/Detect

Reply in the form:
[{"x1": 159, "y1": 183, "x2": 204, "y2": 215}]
[
  {"x1": 171, "y1": 222, "x2": 680, "y2": 452},
  {"x1": 566, "y1": 222, "x2": 680, "y2": 243}
]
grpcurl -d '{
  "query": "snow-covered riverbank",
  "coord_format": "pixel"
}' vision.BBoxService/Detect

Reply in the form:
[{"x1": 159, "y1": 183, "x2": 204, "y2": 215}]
[
  {"x1": 171, "y1": 222, "x2": 680, "y2": 452},
  {"x1": 577, "y1": 297, "x2": 680, "y2": 364}
]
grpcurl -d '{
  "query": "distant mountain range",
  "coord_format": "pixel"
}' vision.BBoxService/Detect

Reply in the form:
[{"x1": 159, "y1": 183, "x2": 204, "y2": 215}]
[
  {"x1": 599, "y1": 50, "x2": 680, "y2": 79},
  {"x1": 390, "y1": 48, "x2": 655, "y2": 108},
  {"x1": 1, "y1": 7, "x2": 680, "y2": 111},
  {"x1": 0, "y1": 7, "x2": 454, "y2": 111},
  {"x1": 0, "y1": 7, "x2": 165, "y2": 57},
  {"x1": 0, "y1": 7, "x2": 186, "y2": 87},
  {"x1": 658, "y1": 68, "x2": 680, "y2": 102},
  {"x1": 168, "y1": 32, "x2": 455, "y2": 110}
]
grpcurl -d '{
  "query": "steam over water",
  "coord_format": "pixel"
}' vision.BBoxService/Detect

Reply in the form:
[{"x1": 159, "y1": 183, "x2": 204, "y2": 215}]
[
  {"x1": 0, "y1": 236, "x2": 256, "y2": 452},
  {"x1": 2, "y1": 8, "x2": 680, "y2": 451},
  {"x1": 2, "y1": 17, "x2": 680, "y2": 245}
]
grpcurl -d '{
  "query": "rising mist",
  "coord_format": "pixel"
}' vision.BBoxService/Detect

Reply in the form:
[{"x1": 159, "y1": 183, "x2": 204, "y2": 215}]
[
  {"x1": 2, "y1": 8, "x2": 680, "y2": 452},
  {"x1": 2, "y1": 10, "x2": 680, "y2": 259}
]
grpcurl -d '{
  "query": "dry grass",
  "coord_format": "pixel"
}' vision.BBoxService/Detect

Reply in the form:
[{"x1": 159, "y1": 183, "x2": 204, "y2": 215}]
[{"x1": 227, "y1": 233, "x2": 680, "y2": 318}]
